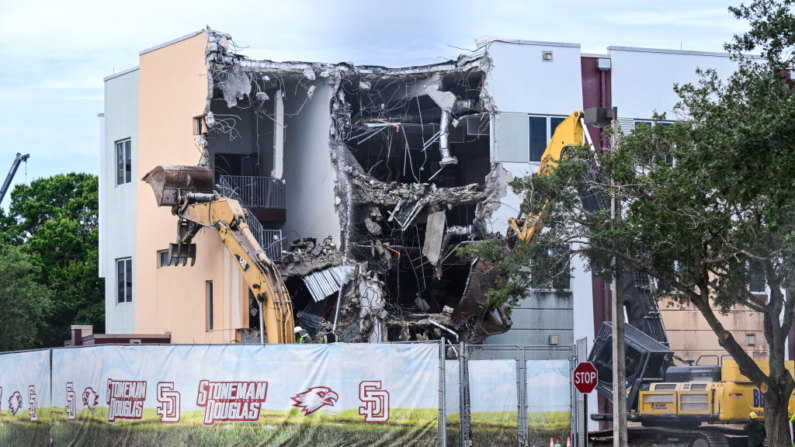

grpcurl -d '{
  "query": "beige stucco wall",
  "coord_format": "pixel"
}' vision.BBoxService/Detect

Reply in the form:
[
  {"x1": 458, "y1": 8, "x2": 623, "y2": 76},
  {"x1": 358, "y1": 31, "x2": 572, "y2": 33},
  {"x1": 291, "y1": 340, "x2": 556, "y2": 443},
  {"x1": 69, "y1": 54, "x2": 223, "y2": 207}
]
[
  {"x1": 136, "y1": 33, "x2": 247, "y2": 343},
  {"x1": 660, "y1": 297, "x2": 768, "y2": 364}
]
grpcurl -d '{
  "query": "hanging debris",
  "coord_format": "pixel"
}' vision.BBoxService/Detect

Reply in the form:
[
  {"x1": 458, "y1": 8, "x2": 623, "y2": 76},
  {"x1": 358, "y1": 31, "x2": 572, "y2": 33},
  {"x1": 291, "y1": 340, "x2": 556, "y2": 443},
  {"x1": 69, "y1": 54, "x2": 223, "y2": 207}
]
[{"x1": 200, "y1": 27, "x2": 514, "y2": 344}]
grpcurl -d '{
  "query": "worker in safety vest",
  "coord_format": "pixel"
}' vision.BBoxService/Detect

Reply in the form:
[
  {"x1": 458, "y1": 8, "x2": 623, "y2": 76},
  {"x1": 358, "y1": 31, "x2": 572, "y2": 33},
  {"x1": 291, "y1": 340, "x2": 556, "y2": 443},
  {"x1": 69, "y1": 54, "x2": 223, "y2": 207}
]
[
  {"x1": 321, "y1": 330, "x2": 340, "y2": 343},
  {"x1": 744, "y1": 412, "x2": 765, "y2": 447},
  {"x1": 790, "y1": 412, "x2": 795, "y2": 447},
  {"x1": 295, "y1": 326, "x2": 311, "y2": 344}
]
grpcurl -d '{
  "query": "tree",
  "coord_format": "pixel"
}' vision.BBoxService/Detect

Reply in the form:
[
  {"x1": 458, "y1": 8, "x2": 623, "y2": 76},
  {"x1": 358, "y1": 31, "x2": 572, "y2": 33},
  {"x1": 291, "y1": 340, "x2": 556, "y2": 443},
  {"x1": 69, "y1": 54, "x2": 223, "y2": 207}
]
[
  {"x1": 463, "y1": 0, "x2": 795, "y2": 442},
  {"x1": 6, "y1": 173, "x2": 103, "y2": 347},
  {"x1": 0, "y1": 242, "x2": 52, "y2": 351}
]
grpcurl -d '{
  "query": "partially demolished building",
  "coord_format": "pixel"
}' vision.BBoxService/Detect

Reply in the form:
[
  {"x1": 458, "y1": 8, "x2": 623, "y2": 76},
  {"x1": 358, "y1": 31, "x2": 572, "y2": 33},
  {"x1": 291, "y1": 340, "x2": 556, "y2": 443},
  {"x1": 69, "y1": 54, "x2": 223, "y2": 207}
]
[
  {"x1": 197, "y1": 28, "x2": 513, "y2": 344},
  {"x1": 100, "y1": 28, "x2": 760, "y2": 358}
]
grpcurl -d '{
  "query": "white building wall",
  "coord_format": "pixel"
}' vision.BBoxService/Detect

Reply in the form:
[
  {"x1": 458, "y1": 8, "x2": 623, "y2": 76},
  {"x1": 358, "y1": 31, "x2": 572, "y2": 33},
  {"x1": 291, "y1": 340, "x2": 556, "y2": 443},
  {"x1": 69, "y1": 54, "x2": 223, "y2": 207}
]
[
  {"x1": 281, "y1": 83, "x2": 342, "y2": 244},
  {"x1": 101, "y1": 67, "x2": 139, "y2": 334},
  {"x1": 609, "y1": 47, "x2": 738, "y2": 120},
  {"x1": 485, "y1": 41, "x2": 593, "y2": 349},
  {"x1": 488, "y1": 40, "x2": 584, "y2": 116}
]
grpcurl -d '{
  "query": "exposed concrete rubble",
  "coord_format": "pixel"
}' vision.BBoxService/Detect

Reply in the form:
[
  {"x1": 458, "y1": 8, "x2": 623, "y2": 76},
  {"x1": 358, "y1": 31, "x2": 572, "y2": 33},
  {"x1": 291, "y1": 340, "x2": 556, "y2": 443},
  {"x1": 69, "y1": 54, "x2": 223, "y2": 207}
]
[
  {"x1": 278, "y1": 238, "x2": 342, "y2": 278},
  {"x1": 201, "y1": 27, "x2": 513, "y2": 344}
]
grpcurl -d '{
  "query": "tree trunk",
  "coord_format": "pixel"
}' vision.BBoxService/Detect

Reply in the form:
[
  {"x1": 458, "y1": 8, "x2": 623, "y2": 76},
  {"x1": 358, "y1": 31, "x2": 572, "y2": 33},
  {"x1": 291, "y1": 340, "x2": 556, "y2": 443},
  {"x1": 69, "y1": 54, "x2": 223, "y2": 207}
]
[{"x1": 765, "y1": 379, "x2": 793, "y2": 447}]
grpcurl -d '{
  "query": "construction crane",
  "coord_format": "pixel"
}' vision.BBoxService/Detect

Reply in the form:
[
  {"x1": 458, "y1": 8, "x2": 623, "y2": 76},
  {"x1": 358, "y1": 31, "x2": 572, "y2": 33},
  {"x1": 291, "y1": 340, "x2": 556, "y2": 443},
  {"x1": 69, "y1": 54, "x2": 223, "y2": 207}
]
[
  {"x1": 143, "y1": 165, "x2": 295, "y2": 344},
  {"x1": 508, "y1": 110, "x2": 795, "y2": 446},
  {"x1": 0, "y1": 153, "x2": 29, "y2": 205}
]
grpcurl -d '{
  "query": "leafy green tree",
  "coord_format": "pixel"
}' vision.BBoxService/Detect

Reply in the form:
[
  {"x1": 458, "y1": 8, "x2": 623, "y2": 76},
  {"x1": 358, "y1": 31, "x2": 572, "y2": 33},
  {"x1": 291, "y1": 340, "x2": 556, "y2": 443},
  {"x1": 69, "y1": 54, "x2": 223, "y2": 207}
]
[
  {"x1": 7, "y1": 173, "x2": 103, "y2": 347},
  {"x1": 0, "y1": 242, "x2": 52, "y2": 351},
  {"x1": 463, "y1": 0, "x2": 795, "y2": 442}
]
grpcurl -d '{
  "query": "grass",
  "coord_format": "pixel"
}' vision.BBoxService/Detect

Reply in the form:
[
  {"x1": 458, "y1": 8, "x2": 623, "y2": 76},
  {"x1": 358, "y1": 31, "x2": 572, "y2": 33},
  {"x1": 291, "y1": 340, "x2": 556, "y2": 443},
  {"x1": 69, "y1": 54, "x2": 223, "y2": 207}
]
[
  {"x1": 2, "y1": 407, "x2": 439, "y2": 447},
  {"x1": 2, "y1": 408, "x2": 569, "y2": 447},
  {"x1": 444, "y1": 411, "x2": 571, "y2": 447}
]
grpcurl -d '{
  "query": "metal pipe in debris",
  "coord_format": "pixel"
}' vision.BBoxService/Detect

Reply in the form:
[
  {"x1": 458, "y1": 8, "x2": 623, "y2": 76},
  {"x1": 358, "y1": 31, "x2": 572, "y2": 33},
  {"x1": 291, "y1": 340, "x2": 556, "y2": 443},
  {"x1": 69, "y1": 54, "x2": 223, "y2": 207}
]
[{"x1": 258, "y1": 301, "x2": 265, "y2": 344}]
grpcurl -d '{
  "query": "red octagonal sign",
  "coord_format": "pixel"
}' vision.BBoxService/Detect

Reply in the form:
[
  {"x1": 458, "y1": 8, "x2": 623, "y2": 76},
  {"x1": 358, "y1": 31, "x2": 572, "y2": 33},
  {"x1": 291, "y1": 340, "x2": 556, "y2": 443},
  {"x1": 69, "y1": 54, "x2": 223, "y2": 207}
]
[{"x1": 573, "y1": 362, "x2": 598, "y2": 394}]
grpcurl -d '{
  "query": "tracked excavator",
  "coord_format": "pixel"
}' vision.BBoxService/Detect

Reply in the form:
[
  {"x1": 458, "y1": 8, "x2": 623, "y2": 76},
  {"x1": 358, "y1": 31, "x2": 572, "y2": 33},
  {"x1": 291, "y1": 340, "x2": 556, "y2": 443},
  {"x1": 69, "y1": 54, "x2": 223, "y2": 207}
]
[
  {"x1": 143, "y1": 165, "x2": 295, "y2": 344},
  {"x1": 509, "y1": 109, "x2": 795, "y2": 446}
]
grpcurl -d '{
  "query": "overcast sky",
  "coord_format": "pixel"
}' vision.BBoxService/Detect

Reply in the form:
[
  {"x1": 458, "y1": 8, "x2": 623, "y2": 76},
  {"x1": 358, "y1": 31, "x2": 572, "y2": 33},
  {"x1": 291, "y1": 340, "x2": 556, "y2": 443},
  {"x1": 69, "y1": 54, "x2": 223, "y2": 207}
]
[{"x1": 0, "y1": 0, "x2": 748, "y2": 202}]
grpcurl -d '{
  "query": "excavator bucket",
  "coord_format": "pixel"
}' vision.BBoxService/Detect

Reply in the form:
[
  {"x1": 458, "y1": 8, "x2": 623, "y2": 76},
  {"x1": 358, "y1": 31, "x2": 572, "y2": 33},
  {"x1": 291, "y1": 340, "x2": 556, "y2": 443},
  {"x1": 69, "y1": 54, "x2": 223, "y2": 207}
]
[
  {"x1": 169, "y1": 242, "x2": 196, "y2": 267},
  {"x1": 142, "y1": 165, "x2": 214, "y2": 207}
]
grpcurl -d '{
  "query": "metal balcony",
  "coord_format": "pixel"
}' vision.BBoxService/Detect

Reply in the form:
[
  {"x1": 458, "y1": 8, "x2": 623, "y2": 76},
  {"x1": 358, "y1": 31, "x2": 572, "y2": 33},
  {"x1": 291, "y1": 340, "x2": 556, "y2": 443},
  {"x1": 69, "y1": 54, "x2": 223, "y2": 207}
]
[
  {"x1": 218, "y1": 176, "x2": 284, "y2": 261},
  {"x1": 218, "y1": 175, "x2": 286, "y2": 222}
]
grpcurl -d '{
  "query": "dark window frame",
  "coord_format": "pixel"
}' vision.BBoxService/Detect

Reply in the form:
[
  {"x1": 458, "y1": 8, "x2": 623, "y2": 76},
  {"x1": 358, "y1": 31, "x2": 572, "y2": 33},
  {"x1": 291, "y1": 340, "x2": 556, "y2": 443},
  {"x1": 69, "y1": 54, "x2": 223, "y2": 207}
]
[
  {"x1": 206, "y1": 281, "x2": 214, "y2": 331},
  {"x1": 115, "y1": 138, "x2": 132, "y2": 185},
  {"x1": 748, "y1": 261, "x2": 766, "y2": 293},
  {"x1": 529, "y1": 115, "x2": 568, "y2": 162},
  {"x1": 116, "y1": 258, "x2": 132, "y2": 303},
  {"x1": 157, "y1": 250, "x2": 183, "y2": 267}
]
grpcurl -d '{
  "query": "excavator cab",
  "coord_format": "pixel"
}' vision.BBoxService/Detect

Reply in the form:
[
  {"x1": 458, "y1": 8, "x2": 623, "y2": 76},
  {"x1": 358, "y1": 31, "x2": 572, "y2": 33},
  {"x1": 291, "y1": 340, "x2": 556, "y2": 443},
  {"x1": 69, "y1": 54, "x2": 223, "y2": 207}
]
[
  {"x1": 589, "y1": 322, "x2": 673, "y2": 413},
  {"x1": 143, "y1": 165, "x2": 215, "y2": 266}
]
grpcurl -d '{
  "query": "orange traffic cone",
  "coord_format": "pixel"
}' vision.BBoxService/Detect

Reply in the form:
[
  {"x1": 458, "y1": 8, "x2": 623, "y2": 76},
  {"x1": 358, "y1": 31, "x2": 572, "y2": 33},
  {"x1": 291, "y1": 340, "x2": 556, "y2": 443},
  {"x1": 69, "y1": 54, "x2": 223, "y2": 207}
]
[
  {"x1": 566, "y1": 437, "x2": 571, "y2": 447},
  {"x1": 549, "y1": 438, "x2": 554, "y2": 447}
]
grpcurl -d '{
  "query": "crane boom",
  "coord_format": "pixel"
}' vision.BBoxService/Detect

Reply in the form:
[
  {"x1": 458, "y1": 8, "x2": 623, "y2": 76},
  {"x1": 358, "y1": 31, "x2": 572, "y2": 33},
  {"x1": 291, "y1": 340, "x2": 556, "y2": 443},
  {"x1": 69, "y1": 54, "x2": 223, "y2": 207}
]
[
  {"x1": 0, "y1": 153, "x2": 29, "y2": 205},
  {"x1": 143, "y1": 165, "x2": 295, "y2": 344}
]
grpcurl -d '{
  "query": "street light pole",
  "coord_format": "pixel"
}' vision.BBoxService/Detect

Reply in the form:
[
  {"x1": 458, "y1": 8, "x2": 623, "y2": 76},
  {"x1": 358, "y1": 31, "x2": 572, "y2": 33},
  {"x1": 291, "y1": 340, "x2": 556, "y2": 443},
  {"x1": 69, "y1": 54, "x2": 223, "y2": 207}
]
[{"x1": 610, "y1": 116, "x2": 628, "y2": 447}]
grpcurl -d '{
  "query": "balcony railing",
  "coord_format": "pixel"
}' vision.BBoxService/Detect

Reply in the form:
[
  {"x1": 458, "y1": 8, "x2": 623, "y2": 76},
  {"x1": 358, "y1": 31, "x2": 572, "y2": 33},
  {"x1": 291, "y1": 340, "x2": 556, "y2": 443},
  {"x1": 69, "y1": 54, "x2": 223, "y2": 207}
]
[
  {"x1": 218, "y1": 175, "x2": 285, "y2": 210},
  {"x1": 218, "y1": 176, "x2": 283, "y2": 261}
]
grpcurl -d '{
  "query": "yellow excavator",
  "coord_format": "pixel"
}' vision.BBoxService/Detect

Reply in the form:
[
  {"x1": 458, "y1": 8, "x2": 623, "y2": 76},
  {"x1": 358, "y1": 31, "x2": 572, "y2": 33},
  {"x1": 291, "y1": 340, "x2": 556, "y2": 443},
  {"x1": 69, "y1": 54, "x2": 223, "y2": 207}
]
[
  {"x1": 506, "y1": 110, "x2": 585, "y2": 244},
  {"x1": 507, "y1": 109, "x2": 795, "y2": 446},
  {"x1": 143, "y1": 166, "x2": 295, "y2": 344}
]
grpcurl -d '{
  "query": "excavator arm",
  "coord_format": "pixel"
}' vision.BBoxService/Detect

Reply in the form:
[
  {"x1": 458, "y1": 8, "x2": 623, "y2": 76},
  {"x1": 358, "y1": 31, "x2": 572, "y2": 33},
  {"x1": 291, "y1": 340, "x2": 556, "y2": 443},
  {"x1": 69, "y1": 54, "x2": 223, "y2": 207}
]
[
  {"x1": 143, "y1": 166, "x2": 295, "y2": 344},
  {"x1": 505, "y1": 109, "x2": 669, "y2": 345},
  {"x1": 507, "y1": 111, "x2": 585, "y2": 243}
]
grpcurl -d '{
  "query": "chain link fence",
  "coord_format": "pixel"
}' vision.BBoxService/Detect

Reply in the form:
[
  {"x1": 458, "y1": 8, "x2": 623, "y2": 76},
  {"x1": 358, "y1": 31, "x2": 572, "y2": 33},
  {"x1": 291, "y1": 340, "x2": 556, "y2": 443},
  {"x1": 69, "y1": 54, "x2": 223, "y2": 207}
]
[
  {"x1": 1, "y1": 339, "x2": 588, "y2": 447},
  {"x1": 435, "y1": 342, "x2": 582, "y2": 447}
]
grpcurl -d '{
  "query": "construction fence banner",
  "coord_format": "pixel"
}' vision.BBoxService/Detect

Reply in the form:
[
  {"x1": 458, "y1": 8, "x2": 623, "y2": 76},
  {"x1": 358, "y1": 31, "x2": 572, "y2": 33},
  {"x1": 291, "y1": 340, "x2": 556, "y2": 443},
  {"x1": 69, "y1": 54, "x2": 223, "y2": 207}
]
[
  {"x1": 0, "y1": 349, "x2": 51, "y2": 445},
  {"x1": 468, "y1": 359, "x2": 519, "y2": 445},
  {"x1": 1, "y1": 343, "x2": 440, "y2": 447},
  {"x1": 527, "y1": 360, "x2": 571, "y2": 445}
]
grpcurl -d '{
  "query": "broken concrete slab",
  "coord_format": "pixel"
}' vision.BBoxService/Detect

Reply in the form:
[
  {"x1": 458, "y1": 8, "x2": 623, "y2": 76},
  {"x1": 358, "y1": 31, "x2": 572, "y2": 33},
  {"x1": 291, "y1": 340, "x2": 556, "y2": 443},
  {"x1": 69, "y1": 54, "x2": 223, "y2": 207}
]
[{"x1": 422, "y1": 211, "x2": 446, "y2": 266}]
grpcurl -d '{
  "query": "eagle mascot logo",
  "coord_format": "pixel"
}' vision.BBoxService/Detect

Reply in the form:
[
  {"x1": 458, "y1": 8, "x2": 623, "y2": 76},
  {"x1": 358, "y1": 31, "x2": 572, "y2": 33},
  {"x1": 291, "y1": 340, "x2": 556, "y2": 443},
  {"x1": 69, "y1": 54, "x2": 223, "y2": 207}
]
[
  {"x1": 82, "y1": 387, "x2": 99, "y2": 413},
  {"x1": 291, "y1": 387, "x2": 339, "y2": 416},
  {"x1": 8, "y1": 391, "x2": 23, "y2": 416}
]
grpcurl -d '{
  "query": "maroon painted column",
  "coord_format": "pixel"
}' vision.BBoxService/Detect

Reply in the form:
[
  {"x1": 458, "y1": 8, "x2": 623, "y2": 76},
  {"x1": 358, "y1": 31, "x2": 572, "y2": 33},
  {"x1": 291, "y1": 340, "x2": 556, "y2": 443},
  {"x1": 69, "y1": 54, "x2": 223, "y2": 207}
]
[{"x1": 581, "y1": 54, "x2": 613, "y2": 430}]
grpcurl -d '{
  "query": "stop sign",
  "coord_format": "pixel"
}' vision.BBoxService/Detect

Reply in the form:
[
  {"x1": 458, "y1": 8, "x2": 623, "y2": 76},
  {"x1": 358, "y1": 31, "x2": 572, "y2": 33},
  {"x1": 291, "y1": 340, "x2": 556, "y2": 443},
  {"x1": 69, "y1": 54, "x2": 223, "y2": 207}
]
[{"x1": 573, "y1": 362, "x2": 598, "y2": 394}]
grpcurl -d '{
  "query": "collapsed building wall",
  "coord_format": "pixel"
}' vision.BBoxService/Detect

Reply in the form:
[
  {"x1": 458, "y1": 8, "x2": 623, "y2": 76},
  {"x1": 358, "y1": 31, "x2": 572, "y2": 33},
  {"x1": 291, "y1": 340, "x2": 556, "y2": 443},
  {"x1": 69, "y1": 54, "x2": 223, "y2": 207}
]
[{"x1": 201, "y1": 28, "x2": 515, "y2": 344}]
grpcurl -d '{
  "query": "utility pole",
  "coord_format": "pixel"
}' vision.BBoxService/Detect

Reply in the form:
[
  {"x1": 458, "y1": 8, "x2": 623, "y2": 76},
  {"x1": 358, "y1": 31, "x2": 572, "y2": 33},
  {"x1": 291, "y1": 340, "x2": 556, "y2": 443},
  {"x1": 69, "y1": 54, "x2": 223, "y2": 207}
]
[{"x1": 610, "y1": 116, "x2": 628, "y2": 447}]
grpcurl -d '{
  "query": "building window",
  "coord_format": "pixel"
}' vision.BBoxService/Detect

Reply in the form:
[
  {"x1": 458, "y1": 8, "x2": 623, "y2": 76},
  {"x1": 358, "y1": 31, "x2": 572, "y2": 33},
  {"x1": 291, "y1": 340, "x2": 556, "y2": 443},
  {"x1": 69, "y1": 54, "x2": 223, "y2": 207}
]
[
  {"x1": 746, "y1": 334, "x2": 756, "y2": 346},
  {"x1": 552, "y1": 247, "x2": 571, "y2": 290},
  {"x1": 206, "y1": 281, "x2": 214, "y2": 331},
  {"x1": 116, "y1": 138, "x2": 132, "y2": 185},
  {"x1": 158, "y1": 250, "x2": 181, "y2": 267},
  {"x1": 529, "y1": 115, "x2": 569, "y2": 162},
  {"x1": 193, "y1": 116, "x2": 203, "y2": 135},
  {"x1": 748, "y1": 261, "x2": 765, "y2": 293},
  {"x1": 674, "y1": 261, "x2": 697, "y2": 292},
  {"x1": 116, "y1": 258, "x2": 132, "y2": 303}
]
